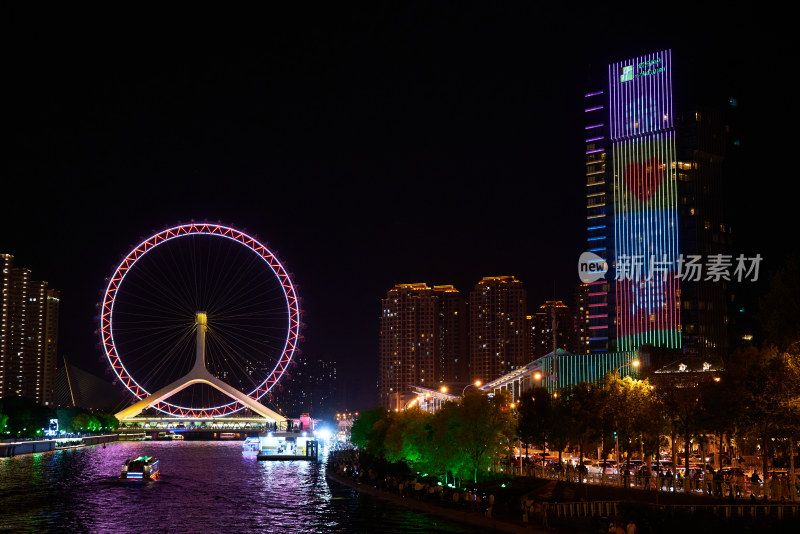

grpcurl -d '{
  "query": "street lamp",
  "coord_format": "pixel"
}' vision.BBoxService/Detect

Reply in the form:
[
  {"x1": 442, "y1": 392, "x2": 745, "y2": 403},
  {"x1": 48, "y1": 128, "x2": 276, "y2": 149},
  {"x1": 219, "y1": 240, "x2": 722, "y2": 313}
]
[
  {"x1": 462, "y1": 380, "x2": 482, "y2": 396},
  {"x1": 614, "y1": 359, "x2": 640, "y2": 377},
  {"x1": 440, "y1": 386, "x2": 448, "y2": 394}
]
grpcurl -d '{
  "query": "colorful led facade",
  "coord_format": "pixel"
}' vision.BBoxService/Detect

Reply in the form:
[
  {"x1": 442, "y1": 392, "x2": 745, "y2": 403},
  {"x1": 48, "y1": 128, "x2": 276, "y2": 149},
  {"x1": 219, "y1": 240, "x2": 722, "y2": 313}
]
[
  {"x1": 538, "y1": 351, "x2": 643, "y2": 393},
  {"x1": 584, "y1": 88, "x2": 611, "y2": 353},
  {"x1": 610, "y1": 50, "x2": 681, "y2": 350}
]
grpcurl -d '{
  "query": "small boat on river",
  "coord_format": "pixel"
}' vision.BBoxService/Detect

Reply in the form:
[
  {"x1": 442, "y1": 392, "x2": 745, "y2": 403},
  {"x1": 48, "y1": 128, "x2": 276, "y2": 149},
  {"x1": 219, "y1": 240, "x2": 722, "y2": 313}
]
[{"x1": 120, "y1": 456, "x2": 160, "y2": 481}]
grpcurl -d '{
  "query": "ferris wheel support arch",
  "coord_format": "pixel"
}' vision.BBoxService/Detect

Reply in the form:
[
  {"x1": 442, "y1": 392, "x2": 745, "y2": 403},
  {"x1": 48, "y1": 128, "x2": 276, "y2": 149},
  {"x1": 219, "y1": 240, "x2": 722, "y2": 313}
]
[{"x1": 115, "y1": 313, "x2": 286, "y2": 423}]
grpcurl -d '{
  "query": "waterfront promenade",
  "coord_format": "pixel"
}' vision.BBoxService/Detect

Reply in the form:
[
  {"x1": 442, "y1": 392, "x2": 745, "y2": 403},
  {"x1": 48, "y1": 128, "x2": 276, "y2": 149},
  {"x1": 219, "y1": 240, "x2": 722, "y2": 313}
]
[
  {"x1": 327, "y1": 451, "x2": 800, "y2": 533},
  {"x1": 0, "y1": 434, "x2": 118, "y2": 457}
]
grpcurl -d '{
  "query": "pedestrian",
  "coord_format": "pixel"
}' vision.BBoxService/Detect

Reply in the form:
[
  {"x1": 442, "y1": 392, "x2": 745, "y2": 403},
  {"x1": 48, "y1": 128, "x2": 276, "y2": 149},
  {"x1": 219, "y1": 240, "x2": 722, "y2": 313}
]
[
  {"x1": 626, "y1": 518, "x2": 638, "y2": 534},
  {"x1": 751, "y1": 470, "x2": 761, "y2": 498}
]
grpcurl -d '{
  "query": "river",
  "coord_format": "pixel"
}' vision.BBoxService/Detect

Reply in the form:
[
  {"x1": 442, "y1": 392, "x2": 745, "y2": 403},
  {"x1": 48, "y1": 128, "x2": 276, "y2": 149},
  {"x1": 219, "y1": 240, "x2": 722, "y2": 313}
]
[{"x1": 0, "y1": 440, "x2": 485, "y2": 533}]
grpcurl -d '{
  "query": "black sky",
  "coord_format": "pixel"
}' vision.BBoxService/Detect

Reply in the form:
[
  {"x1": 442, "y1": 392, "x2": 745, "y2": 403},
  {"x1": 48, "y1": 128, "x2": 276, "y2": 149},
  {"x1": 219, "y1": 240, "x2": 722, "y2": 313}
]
[{"x1": 2, "y1": 4, "x2": 790, "y2": 410}]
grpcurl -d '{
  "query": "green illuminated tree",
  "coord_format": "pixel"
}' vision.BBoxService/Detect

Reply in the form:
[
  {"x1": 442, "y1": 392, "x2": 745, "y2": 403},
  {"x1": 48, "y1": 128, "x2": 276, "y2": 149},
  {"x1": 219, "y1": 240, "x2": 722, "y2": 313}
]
[
  {"x1": 350, "y1": 407, "x2": 392, "y2": 456},
  {"x1": 445, "y1": 390, "x2": 515, "y2": 483},
  {"x1": 384, "y1": 407, "x2": 431, "y2": 466}
]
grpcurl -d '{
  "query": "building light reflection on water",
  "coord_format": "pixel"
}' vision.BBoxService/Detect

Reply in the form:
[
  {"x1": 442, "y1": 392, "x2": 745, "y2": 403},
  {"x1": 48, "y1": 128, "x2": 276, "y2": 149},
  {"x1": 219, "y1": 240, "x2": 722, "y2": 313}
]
[{"x1": 0, "y1": 441, "x2": 484, "y2": 533}]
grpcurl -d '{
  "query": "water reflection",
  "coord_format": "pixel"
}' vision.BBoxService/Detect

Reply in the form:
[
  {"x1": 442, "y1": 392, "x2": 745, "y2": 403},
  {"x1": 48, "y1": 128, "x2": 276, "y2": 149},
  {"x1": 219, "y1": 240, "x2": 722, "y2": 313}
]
[{"x1": 0, "y1": 441, "x2": 482, "y2": 533}]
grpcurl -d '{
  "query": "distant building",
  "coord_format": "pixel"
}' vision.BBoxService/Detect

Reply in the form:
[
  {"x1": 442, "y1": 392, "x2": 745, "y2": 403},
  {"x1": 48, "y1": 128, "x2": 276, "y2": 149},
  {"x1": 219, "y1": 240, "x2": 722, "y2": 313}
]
[
  {"x1": 527, "y1": 300, "x2": 576, "y2": 358},
  {"x1": 0, "y1": 254, "x2": 60, "y2": 405},
  {"x1": 378, "y1": 283, "x2": 469, "y2": 410},
  {"x1": 379, "y1": 283, "x2": 438, "y2": 409},
  {"x1": 468, "y1": 276, "x2": 527, "y2": 384},
  {"x1": 433, "y1": 285, "x2": 469, "y2": 384},
  {"x1": 270, "y1": 356, "x2": 337, "y2": 418},
  {"x1": 574, "y1": 284, "x2": 591, "y2": 354}
]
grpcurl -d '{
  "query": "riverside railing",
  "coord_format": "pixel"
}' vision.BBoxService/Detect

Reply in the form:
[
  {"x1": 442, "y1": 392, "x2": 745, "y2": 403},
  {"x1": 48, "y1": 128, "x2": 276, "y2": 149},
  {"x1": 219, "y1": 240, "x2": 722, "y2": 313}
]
[{"x1": 526, "y1": 466, "x2": 799, "y2": 502}]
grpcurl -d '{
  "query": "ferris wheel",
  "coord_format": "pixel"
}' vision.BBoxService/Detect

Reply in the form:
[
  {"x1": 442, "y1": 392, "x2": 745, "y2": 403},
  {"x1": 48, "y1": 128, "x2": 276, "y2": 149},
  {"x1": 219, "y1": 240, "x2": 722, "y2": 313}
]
[{"x1": 100, "y1": 223, "x2": 300, "y2": 419}]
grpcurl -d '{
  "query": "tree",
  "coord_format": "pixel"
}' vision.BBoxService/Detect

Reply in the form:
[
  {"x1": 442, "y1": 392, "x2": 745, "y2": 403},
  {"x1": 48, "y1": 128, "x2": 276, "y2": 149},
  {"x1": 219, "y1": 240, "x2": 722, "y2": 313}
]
[
  {"x1": 350, "y1": 407, "x2": 392, "y2": 456},
  {"x1": 760, "y1": 255, "x2": 800, "y2": 351},
  {"x1": 517, "y1": 386, "x2": 554, "y2": 456},
  {"x1": 383, "y1": 407, "x2": 431, "y2": 467},
  {"x1": 0, "y1": 396, "x2": 54, "y2": 438},
  {"x1": 560, "y1": 382, "x2": 604, "y2": 465},
  {"x1": 727, "y1": 346, "x2": 800, "y2": 475},
  {"x1": 446, "y1": 390, "x2": 516, "y2": 483},
  {"x1": 603, "y1": 375, "x2": 663, "y2": 473}
]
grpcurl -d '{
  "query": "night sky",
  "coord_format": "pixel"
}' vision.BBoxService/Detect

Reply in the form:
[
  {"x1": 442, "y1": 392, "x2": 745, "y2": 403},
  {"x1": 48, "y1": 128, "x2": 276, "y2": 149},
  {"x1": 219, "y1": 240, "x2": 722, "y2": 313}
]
[{"x1": 2, "y1": 5, "x2": 789, "y2": 410}]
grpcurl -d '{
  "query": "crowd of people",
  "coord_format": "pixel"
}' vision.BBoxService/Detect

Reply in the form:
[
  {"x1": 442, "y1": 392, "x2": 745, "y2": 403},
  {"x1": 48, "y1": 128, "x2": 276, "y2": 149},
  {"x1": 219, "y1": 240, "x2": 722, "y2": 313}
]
[
  {"x1": 328, "y1": 450, "x2": 503, "y2": 519},
  {"x1": 531, "y1": 459, "x2": 800, "y2": 501}
]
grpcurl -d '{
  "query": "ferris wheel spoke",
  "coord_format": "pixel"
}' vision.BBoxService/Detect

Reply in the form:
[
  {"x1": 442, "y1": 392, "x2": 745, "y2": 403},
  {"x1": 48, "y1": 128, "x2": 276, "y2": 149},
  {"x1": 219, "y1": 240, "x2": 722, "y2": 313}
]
[
  {"x1": 131, "y1": 328, "x2": 197, "y2": 392},
  {"x1": 125, "y1": 256, "x2": 197, "y2": 316}
]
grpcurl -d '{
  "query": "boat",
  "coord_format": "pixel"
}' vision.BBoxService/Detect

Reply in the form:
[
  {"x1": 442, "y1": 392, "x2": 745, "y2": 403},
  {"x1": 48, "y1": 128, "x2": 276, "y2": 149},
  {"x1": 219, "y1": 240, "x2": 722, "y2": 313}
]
[
  {"x1": 254, "y1": 432, "x2": 319, "y2": 461},
  {"x1": 120, "y1": 456, "x2": 160, "y2": 481},
  {"x1": 242, "y1": 437, "x2": 260, "y2": 455}
]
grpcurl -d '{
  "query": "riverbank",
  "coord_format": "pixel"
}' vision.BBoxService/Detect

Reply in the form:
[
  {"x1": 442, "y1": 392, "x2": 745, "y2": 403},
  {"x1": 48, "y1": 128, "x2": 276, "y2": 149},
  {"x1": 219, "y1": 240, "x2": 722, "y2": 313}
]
[
  {"x1": 326, "y1": 469, "x2": 550, "y2": 533},
  {"x1": 0, "y1": 434, "x2": 118, "y2": 457}
]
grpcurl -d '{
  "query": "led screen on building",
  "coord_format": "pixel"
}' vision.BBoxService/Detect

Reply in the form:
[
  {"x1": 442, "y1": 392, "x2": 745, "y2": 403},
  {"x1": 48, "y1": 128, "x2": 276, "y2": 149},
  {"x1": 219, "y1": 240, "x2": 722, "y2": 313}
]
[{"x1": 609, "y1": 50, "x2": 681, "y2": 350}]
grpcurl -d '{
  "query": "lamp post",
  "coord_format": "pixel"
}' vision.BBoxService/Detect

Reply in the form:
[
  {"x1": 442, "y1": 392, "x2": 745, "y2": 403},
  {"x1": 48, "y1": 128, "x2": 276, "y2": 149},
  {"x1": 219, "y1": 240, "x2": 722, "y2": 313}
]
[
  {"x1": 614, "y1": 359, "x2": 640, "y2": 377},
  {"x1": 462, "y1": 380, "x2": 482, "y2": 396}
]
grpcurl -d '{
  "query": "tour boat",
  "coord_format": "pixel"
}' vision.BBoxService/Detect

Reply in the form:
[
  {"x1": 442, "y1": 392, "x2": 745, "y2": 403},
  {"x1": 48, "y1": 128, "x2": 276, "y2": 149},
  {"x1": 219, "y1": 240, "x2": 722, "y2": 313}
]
[
  {"x1": 242, "y1": 437, "x2": 260, "y2": 455},
  {"x1": 120, "y1": 456, "x2": 160, "y2": 481}
]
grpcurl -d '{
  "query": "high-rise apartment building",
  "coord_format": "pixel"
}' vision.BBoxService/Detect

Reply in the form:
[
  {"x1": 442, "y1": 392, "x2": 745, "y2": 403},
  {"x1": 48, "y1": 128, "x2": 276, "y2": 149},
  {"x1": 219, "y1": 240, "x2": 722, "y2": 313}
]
[
  {"x1": 469, "y1": 276, "x2": 527, "y2": 384},
  {"x1": 527, "y1": 301, "x2": 576, "y2": 358},
  {"x1": 0, "y1": 254, "x2": 60, "y2": 405},
  {"x1": 582, "y1": 49, "x2": 734, "y2": 361},
  {"x1": 574, "y1": 284, "x2": 590, "y2": 354},
  {"x1": 433, "y1": 285, "x2": 469, "y2": 384},
  {"x1": 270, "y1": 356, "x2": 338, "y2": 418},
  {"x1": 378, "y1": 283, "x2": 469, "y2": 409},
  {"x1": 379, "y1": 283, "x2": 439, "y2": 409}
]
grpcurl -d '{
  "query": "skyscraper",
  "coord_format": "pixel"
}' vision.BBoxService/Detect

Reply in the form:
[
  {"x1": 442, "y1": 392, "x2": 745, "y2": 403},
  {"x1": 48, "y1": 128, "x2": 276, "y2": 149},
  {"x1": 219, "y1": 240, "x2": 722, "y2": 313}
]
[
  {"x1": 378, "y1": 283, "x2": 469, "y2": 409},
  {"x1": 379, "y1": 283, "x2": 439, "y2": 409},
  {"x1": 468, "y1": 276, "x2": 527, "y2": 383},
  {"x1": 433, "y1": 285, "x2": 469, "y2": 384},
  {"x1": 0, "y1": 254, "x2": 60, "y2": 405},
  {"x1": 527, "y1": 300, "x2": 576, "y2": 358},
  {"x1": 584, "y1": 87, "x2": 613, "y2": 353},
  {"x1": 583, "y1": 49, "x2": 734, "y2": 361}
]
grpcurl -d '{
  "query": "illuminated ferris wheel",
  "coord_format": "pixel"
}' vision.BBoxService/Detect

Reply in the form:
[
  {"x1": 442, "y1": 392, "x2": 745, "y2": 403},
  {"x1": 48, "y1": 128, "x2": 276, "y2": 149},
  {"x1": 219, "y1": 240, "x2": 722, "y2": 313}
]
[{"x1": 100, "y1": 223, "x2": 300, "y2": 419}]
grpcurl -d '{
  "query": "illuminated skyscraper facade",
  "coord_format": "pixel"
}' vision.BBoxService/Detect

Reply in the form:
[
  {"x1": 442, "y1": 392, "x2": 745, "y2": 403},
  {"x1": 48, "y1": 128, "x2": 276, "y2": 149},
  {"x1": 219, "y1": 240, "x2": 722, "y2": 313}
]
[
  {"x1": 610, "y1": 50, "x2": 682, "y2": 351},
  {"x1": 0, "y1": 254, "x2": 60, "y2": 405},
  {"x1": 583, "y1": 49, "x2": 734, "y2": 360},
  {"x1": 584, "y1": 89, "x2": 613, "y2": 352}
]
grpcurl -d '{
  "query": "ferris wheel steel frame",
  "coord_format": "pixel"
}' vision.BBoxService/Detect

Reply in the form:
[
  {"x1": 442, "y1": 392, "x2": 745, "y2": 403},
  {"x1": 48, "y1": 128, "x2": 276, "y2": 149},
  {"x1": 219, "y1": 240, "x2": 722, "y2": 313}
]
[{"x1": 101, "y1": 222, "x2": 300, "y2": 419}]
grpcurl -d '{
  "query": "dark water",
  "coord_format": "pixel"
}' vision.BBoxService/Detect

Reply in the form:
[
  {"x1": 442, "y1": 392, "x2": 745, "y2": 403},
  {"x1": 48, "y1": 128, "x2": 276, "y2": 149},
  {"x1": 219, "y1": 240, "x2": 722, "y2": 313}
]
[{"x1": 0, "y1": 441, "x2": 483, "y2": 533}]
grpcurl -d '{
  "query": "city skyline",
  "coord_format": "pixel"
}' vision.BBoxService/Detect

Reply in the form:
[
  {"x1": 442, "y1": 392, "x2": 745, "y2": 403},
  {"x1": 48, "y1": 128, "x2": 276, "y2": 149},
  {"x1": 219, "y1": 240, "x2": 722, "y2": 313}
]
[{"x1": 2, "y1": 5, "x2": 785, "y2": 410}]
